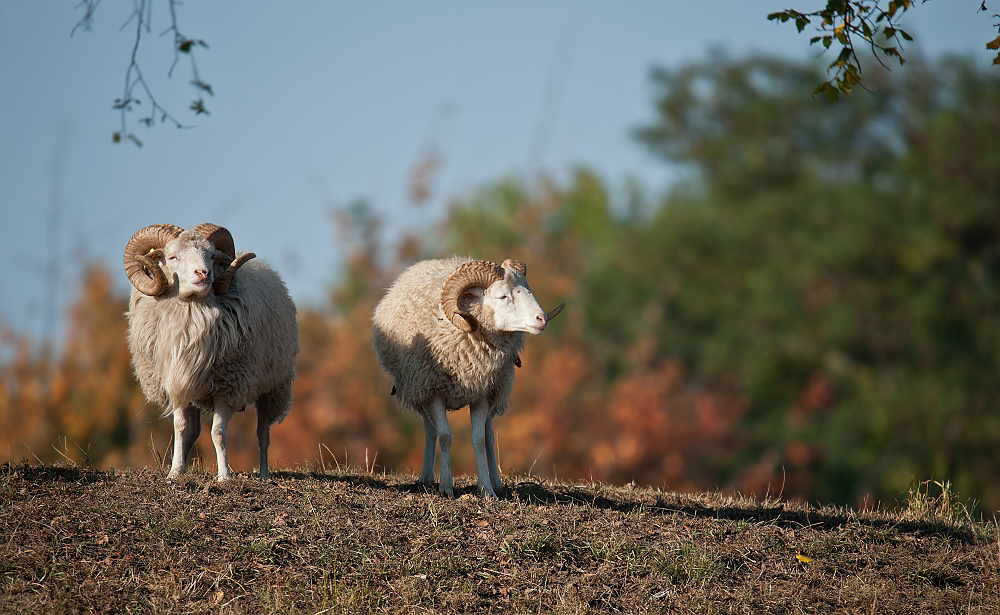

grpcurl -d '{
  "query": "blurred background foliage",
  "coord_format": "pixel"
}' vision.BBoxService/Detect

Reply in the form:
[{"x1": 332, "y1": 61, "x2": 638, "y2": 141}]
[{"x1": 3, "y1": 53, "x2": 999, "y2": 511}]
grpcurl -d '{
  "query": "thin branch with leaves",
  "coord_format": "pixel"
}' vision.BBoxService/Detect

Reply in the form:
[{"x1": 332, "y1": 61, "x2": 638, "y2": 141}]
[
  {"x1": 768, "y1": 0, "x2": 917, "y2": 101},
  {"x1": 72, "y1": 0, "x2": 212, "y2": 146},
  {"x1": 769, "y1": 1, "x2": 998, "y2": 101}
]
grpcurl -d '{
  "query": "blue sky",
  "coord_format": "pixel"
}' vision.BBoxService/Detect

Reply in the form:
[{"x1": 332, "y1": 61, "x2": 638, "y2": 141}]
[{"x1": 0, "y1": 1, "x2": 993, "y2": 343}]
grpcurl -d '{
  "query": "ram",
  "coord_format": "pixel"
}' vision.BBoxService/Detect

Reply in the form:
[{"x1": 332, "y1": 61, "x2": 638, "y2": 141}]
[
  {"x1": 372, "y1": 256, "x2": 563, "y2": 497},
  {"x1": 124, "y1": 223, "x2": 298, "y2": 481}
]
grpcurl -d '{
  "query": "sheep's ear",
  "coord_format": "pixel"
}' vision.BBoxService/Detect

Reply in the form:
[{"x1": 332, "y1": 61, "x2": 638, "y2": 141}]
[{"x1": 456, "y1": 287, "x2": 484, "y2": 312}]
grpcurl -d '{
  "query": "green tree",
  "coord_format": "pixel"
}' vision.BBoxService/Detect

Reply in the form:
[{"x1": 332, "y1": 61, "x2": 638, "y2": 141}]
[{"x1": 620, "y1": 53, "x2": 1000, "y2": 507}]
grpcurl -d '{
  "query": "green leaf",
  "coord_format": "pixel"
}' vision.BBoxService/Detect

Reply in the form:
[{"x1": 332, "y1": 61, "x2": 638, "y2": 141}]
[
  {"x1": 812, "y1": 82, "x2": 839, "y2": 102},
  {"x1": 899, "y1": 29, "x2": 913, "y2": 42},
  {"x1": 178, "y1": 39, "x2": 193, "y2": 53},
  {"x1": 190, "y1": 99, "x2": 210, "y2": 115},
  {"x1": 112, "y1": 132, "x2": 122, "y2": 143}
]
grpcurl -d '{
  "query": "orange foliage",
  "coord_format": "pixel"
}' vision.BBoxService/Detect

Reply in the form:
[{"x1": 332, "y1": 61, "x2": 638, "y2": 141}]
[{"x1": 0, "y1": 266, "x2": 159, "y2": 468}]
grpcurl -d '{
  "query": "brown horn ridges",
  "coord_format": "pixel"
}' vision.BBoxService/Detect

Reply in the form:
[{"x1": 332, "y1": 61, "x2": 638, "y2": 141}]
[
  {"x1": 124, "y1": 224, "x2": 183, "y2": 296},
  {"x1": 440, "y1": 260, "x2": 503, "y2": 333},
  {"x1": 213, "y1": 252, "x2": 256, "y2": 295},
  {"x1": 192, "y1": 223, "x2": 236, "y2": 259},
  {"x1": 501, "y1": 259, "x2": 527, "y2": 275}
]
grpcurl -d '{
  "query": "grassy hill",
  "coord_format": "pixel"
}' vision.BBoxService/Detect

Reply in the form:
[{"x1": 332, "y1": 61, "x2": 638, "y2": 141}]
[{"x1": 2, "y1": 462, "x2": 998, "y2": 614}]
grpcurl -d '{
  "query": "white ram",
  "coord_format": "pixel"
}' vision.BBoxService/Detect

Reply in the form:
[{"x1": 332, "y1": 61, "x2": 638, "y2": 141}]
[
  {"x1": 372, "y1": 256, "x2": 563, "y2": 497},
  {"x1": 124, "y1": 223, "x2": 298, "y2": 481}
]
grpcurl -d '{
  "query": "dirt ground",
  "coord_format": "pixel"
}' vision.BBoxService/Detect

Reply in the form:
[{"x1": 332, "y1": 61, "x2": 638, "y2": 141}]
[{"x1": 2, "y1": 462, "x2": 998, "y2": 614}]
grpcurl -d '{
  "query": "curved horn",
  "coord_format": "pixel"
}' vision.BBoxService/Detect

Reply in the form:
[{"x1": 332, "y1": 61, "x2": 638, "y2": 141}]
[
  {"x1": 440, "y1": 260, "x2": 504, "y2": 333},
  {"x1": 124, "y1": 224, "x2": 183, "y2": 296},
  {"x1": 192, "y1": 223, "x2": 236, "y2": 259},
  {"x1": 501, "y1": 259, "x2": 527, "y2": 275},
  {"x1": 213, "y1": 252, "x2": 256, "y2": 295},
  {"x1": 545, "y1": 303, "x2": 565, "y2": 321}
]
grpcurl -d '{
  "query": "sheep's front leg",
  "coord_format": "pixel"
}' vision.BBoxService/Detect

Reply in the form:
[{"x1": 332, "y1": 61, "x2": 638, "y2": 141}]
[
  {"x1": 418, "y1": 413, "x2": 438, "y2": 487},
  {"x1": 210, "y1": 403, "x2": 236, "y2": 481},
  {"x1": 470, "y1": 400, "x2": 498, "y2": 498},
  {"x1": 484, "y1": 411, "x2": 503, "y2": 494},
  {"x1": 426, "y1": 398, "x2": 454, "y2": 497},
  {"x1": 167, "y1": 405, "x2": 201, "y2": 479}
]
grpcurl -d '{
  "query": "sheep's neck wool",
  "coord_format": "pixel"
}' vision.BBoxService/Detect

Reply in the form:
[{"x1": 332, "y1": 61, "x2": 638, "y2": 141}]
[{"x1": 149, "y1": 295, "x2": 249, "y2": 410}]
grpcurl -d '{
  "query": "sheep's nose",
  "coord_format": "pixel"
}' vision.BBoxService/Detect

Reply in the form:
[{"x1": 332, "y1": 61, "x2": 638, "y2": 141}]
[{"x1": 195, "y1": 269, "x2": 210, "y2": 281}]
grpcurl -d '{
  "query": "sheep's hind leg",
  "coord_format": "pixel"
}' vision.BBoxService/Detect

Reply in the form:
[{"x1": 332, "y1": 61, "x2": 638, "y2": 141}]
[
  {"x1": 167, "y1": 405, "x2": 201, "y2": 479},
  {"x1": 256, "y1": 412, "x2": 271, "y2": 481},
  {"x1": 255, "y1": 382, "x2": 292, "y2": 481},
  {"x1": 426, "y1": 398, "x2": 454, "y2": 497},
  {"x1": 470, "y1": 400, "x2": 498, "y2": 498},
  {"x1": 418, "y1": 413, "x2": 438, "y2": 488},
  {"x1": 210, "y1": 401, "x2": 236, "y2": 481}
]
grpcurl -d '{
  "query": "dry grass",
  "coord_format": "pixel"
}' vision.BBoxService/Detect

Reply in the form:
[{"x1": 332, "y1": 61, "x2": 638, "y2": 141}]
[{"x1": 2, "y1": 462, "x2": 999, "y2": 614}]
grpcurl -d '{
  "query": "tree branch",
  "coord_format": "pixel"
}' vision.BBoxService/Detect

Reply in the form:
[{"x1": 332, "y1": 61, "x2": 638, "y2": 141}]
[
  {"x1": 72, "y1": 0, "x2": 211, "y2": 146},
  {"x1": 768, "y1": 0, "x2": 995, "y2": 101}
]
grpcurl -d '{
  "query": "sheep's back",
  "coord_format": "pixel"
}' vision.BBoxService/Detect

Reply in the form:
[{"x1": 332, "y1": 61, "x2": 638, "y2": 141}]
[
  {"x1": 372, "y1": 257, "x2": 523, "y2": 414},
  {"x1": 212, "y1": 259, "x2": 298, "y2": 415}
]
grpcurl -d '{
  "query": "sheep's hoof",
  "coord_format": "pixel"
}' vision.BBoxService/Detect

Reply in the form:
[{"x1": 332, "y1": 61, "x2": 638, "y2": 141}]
[
  {"x1": 166, "y1": 469, "x2": 183, "y2": 480},
  {"x1": 479, "y1": 485, "x2": 499, "y2": 499},
  {"x1": 439, "y1": 485, "x2": 455, "y2": 498}
]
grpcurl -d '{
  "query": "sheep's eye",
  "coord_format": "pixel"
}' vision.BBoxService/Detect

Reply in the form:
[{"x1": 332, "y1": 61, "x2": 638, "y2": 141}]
[
  {"x1": 497, "y1": 294, "x2": 508, "y2": 301},
  {"x1": 168, "y1": 256, "x2": 178, "y2": 261}
]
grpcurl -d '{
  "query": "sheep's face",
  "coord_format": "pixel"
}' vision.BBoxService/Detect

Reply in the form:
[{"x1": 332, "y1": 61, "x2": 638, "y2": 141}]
[
  {"x1": 470, "y1": 273, "x2": 548, "y2": 335},
  {"x1": 160, "y1": 231, "x2": 222, "y2": 300}
]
